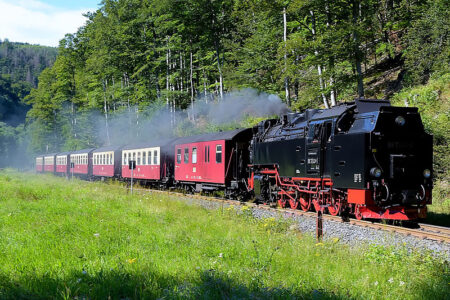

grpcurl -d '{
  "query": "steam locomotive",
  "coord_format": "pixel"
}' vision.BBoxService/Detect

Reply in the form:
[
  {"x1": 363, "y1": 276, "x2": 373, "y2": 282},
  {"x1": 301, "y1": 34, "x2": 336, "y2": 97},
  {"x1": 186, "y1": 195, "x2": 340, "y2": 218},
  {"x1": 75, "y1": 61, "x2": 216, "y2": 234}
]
[{"x1": 36, "y1": 99, "x2": 433, "y2": 221}]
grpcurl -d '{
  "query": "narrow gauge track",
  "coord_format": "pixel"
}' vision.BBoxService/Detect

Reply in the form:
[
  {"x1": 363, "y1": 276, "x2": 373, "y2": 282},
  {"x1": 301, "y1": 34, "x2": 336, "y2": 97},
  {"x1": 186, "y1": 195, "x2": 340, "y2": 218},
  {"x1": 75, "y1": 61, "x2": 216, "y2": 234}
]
[{"x1": 131, "y1": 187, "x2": 450, "y2": 244}]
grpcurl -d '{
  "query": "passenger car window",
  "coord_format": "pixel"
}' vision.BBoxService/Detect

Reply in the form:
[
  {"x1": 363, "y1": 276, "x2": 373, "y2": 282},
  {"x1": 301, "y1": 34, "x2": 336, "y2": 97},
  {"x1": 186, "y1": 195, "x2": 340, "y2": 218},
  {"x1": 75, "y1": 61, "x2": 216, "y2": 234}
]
[
  {"x1": 153, "y1": 150, "x2": 158, "y2": 165},
  {"x1": 148, "y1": 151, "x2": 151, "y2": 165},
  {"x1": 192, "y1": 147, "x2": 197, "y2": 164},
  {"x1": 184, "y1": 148, "x2": 189, "y2": 163},
  {"x1": 216, "y1": 145, "x2": 222, "y2": 163},
  {"x1": 143, "y1": 151, "x2": 146, "y2": 165},
  {"x1": 177, "y1": 149, "x2": 181, "y2": 164},
  {"x1": 137, "y1": 152, "x2": 141, "y2": 165}
]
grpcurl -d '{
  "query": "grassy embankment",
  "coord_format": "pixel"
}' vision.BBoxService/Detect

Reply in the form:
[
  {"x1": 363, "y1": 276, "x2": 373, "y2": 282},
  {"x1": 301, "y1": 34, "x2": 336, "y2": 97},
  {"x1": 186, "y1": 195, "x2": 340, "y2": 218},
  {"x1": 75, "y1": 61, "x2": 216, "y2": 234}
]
[{"x1": 0, "y1": 170, "x2": 448, "y2": 299}]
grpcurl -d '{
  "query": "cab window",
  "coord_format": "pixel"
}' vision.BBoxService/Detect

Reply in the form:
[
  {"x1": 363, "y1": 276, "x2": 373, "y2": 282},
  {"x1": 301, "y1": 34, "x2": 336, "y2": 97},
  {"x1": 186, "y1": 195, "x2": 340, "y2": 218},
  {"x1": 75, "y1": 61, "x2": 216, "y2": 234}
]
[
  {"x1": 192, "y1": 147, "x2": 197, "y2": 164},
  {"x1": 177, "y1": 148, "x2": 181, "y2": 164},
  {"x1": 184, "y1": 148, "x2": 189, "y2": 163},
  {"x1": 216, "y1": 145, "x2": 222, "y2": 163},
  {"x1": 153, "y1": 150, "x2": 158, "y2": 165}
]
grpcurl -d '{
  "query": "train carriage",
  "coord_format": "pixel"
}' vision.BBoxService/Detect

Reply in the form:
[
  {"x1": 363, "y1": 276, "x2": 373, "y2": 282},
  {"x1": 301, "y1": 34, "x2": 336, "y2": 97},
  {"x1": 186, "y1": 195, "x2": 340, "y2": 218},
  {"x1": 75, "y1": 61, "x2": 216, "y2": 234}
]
[
  {"x1": 43, "y1": 154, "x2": 57, "y2": 173},
  {"x1": 55, "y1": 152, "x2": 71, "y2": 176},
  {"x1": 174, "y1": 129, "x2": 252, "y2": 197},
  {"x1": 70, "y1": 148, "x2": 95, "y2": 178},
  {"x1": 92, "y1": 146, "x2": 122, "y2": 179},
  {"x1": 35, "y1": 156, "x2": 44, "y2": 173},
  {"x1": 121, "y1": 139, "x2": 176, "y2": 187}
]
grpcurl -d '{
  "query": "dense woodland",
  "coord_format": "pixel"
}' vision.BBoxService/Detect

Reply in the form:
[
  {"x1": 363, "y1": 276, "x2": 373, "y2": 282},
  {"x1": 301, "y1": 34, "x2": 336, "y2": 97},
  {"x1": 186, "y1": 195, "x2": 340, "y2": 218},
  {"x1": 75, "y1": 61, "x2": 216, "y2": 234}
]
[
  {"x1": 0, "y1": 40, "x2": 57, "y2": 167},
  {"x1": 0, "y1": 1, "x2": 448, "y2": 182}
]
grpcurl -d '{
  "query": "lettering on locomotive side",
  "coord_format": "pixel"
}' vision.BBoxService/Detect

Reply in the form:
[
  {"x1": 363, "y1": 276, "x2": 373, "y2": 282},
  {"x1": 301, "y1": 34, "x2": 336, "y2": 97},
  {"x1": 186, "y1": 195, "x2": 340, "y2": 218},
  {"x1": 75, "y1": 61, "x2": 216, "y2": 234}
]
[{"x1": 353, "y1": 173, "x2": 362, "y2": 183}]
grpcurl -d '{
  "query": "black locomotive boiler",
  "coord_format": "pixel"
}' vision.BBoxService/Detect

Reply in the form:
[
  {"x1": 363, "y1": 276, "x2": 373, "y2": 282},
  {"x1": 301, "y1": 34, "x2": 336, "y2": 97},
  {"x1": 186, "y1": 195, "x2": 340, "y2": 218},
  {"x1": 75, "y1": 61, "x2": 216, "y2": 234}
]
[{"x1": 249, "y1": 99, "x2": 433, "y2": 220}]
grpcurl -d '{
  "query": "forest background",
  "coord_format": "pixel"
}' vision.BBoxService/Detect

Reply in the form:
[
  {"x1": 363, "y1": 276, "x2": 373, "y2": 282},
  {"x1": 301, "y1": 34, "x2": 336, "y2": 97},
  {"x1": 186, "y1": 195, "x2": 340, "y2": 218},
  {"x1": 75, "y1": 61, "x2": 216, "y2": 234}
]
[{"x1": 0, "y1": 0, "x2": 448, "y2": 205}]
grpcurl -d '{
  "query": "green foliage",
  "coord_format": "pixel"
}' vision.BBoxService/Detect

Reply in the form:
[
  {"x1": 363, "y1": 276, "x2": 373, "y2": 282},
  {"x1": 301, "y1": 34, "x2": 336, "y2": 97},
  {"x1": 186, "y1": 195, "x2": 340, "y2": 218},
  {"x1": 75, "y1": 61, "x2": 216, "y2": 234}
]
[
  {"x1": 0, "y1": 170, "x2": 448, "y2": 299},
  {"x1": 403, "y1": 0, "x2": 450, "y2": 85}
]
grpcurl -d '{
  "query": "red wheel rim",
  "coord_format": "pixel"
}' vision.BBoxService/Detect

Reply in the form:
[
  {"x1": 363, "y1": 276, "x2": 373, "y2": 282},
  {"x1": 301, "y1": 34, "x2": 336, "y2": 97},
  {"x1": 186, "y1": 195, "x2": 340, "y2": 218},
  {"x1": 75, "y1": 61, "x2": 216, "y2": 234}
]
[
  {"x1": 328, "y1": 196, "x2": 341, "y2": 216},
  {"x1": 355, "y1": 205, "x2": 363, "y2": 220},
  {"x1": 289, "y1": 199, "x2": 299, "y2": 209},
  {"x1": 278, "y1": 198, "x2": 287, "y2": 208},
  {"x1": 299, "y1": 196, "x2": 310, "y2": 212},
  {"x1": 328, "y1": 202, "x2": 341, "y2": 216}
]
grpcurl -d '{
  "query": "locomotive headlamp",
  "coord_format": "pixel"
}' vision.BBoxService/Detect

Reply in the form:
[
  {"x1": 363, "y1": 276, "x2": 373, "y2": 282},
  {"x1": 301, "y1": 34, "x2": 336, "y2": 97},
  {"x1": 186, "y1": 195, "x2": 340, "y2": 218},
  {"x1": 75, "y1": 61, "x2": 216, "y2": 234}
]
[
  {"x1": 370, "y1": 167, "x2": 382, "y2": 178},
  {"x1": 423, "y1": 169, "x2": 431, "y2": 178},
  {"x1": 395, "y1": 116, "x2": 406, "y2": 126}
]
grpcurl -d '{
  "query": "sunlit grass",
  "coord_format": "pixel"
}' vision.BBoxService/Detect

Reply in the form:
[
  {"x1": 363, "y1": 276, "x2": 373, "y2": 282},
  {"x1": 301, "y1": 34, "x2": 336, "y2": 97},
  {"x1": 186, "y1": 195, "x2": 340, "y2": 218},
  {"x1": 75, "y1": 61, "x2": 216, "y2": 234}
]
[{"x1": 0, "y1": 170, "x2": 448, "y2": 299}]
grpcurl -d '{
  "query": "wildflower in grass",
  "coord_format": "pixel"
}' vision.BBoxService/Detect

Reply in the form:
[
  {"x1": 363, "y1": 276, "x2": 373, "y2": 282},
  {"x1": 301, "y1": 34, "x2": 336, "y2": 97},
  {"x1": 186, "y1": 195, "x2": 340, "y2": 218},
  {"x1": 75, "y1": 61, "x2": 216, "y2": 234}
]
[
  {"x1": 374, "y1": 281, "x2": 378, "y2": 286},
  {"x1": 315, "y1": 242, "x2": 324, "y2": 247},
  {"x1": 127, "y1": 258, "x2": 137, "y2": 264},
  {"x1": 218, "y1": 253, "x2": 223, "y2": 258},
  {"x1": 332, "y1": 237, "x2": 339, "y2": 243},
  {"x1": 241, "y1": 206, "x2": 249, "y2": 211},
  {"x1": 399, "y1": 281, "x2": 405, "y2": 286},
  {"x1": 77, "y1": 278, "x2": 82, "y2": 283},
  {"x1": 388, "y1": 278, "x2": 394, "y2": 283},
  {"x1": 82, "y1": 270, "x2": 87, "y2": 275},
  {"x1": 93, "y1": 233, "x2": 100, "y2": 237},
  {"x1": 227, "y1": 205, "x2": 234, "y2": 211}
]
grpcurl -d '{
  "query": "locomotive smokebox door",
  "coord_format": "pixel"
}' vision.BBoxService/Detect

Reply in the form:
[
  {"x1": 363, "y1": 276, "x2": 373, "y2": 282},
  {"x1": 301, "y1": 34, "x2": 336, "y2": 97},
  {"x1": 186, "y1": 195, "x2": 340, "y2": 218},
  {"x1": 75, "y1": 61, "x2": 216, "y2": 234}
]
[{"x1": 129, "y1": 160, "x2": 136, "y2": 170}]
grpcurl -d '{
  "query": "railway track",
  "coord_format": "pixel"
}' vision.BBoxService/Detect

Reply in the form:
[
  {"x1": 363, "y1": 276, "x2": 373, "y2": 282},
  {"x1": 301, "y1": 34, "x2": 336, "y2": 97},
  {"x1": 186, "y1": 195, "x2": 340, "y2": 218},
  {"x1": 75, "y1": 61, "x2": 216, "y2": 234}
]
[{"x1": 132, "y1": 187, "x2": 450, "y2": 244}]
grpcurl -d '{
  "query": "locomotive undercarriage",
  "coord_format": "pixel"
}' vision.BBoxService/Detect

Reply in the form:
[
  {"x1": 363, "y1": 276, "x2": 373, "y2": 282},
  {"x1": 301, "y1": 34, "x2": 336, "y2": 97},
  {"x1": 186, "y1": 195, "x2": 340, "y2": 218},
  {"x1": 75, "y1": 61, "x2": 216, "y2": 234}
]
[{"x1": 251, "y1": 165, "x2": 427, "y2": 221}]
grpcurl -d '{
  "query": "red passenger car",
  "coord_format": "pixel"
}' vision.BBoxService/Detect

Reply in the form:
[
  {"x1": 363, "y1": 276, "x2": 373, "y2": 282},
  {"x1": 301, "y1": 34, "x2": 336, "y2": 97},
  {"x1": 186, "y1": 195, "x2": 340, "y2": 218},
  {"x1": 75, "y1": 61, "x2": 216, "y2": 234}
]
[
  {"x1": 35, "y1": 156, "x2": 43, "y2": 173},
  {"x1": 92, "y1": 146, "x2": 122, "y2": 178},
  {"x1": 174, "y1": 129, "x2": 252, "y2": 196},
  {"x1": 70, "y1": 148, "x2": 95, "y2": 178},
  {"x1": 43, "y1": 154, "x2": 56, "y2": 173},
  {"x1": 55, "y1": 152, "x2": 70, "y2": 176},
  {"x1": 121, "y1": 139, "x2": 176, "y2": 187}
]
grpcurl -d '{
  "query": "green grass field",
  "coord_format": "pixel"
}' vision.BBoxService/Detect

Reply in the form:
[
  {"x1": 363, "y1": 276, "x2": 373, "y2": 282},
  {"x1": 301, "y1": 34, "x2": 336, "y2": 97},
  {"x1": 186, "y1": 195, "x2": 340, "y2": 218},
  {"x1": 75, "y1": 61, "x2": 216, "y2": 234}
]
[{"x1": 0, "y1": 171, "x2": 448, "y2": 299}]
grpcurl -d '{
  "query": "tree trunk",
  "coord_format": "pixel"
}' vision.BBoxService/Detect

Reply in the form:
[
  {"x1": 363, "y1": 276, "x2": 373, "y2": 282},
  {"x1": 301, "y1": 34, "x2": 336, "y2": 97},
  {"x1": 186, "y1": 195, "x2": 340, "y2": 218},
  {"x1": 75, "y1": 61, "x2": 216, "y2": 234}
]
[
  {"x1": 283, "y1": 7, "x2": 290, "y2": 106},
  {"x1": 215, "y1": 40, "x2": 224, "y2": 100},
  {"x1": 310, "y1": 10, "x2": 329, "y2": 109},
  {"x1": 103, "y1": 79, "x2": 110, "y2": 146},
  {"x1": 325, "y1": 0, "x2": 337, "y2": 106},
  {"x1": 203, "y1": 68, "x2": 208, "y2": 104},
  {"x1": 190, "y1": 50, "x2": 195, "y2": 121},
  {"x1": 352, "y1": 0, "x2": 364, "y2": 98}
]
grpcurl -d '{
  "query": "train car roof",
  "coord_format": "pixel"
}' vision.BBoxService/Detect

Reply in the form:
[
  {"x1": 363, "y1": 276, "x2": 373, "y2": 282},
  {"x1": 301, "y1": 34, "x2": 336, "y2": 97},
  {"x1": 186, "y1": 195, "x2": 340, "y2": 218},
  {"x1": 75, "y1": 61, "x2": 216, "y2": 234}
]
[
  {"x1": 122, "y1": 138, "x2": 178, "y2": 150},
  {"x1": 70, "y1": 148, "x2": 96, "y2": 154},
  {"x1": 93, "y1": 145, "x2": 123, "y2": 153},
  {"x1": 56, "y1": 151, "x2": 72, "y2": 156},
  {"x1": 175, "y1": 128, "x2": 251, "y2": 145},
  {"x1": 43, "y1": 153, "x2": 58, "y2": 157}
]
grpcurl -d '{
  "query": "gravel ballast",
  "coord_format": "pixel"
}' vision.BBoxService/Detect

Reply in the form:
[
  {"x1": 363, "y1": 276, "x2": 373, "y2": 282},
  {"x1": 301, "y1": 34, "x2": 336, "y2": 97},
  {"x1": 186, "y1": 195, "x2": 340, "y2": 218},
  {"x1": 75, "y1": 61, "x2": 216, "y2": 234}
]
[{"x1": 173, "y1": 193, "x2": 450, "y2": 261}]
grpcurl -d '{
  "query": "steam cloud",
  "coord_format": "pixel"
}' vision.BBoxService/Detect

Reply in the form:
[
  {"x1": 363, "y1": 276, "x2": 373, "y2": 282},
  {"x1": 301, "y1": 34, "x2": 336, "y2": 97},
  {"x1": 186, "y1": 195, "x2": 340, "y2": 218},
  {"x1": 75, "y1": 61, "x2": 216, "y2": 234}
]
[{"x1": 98, "y1": 88, "x2": 289, "y2": 146}]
